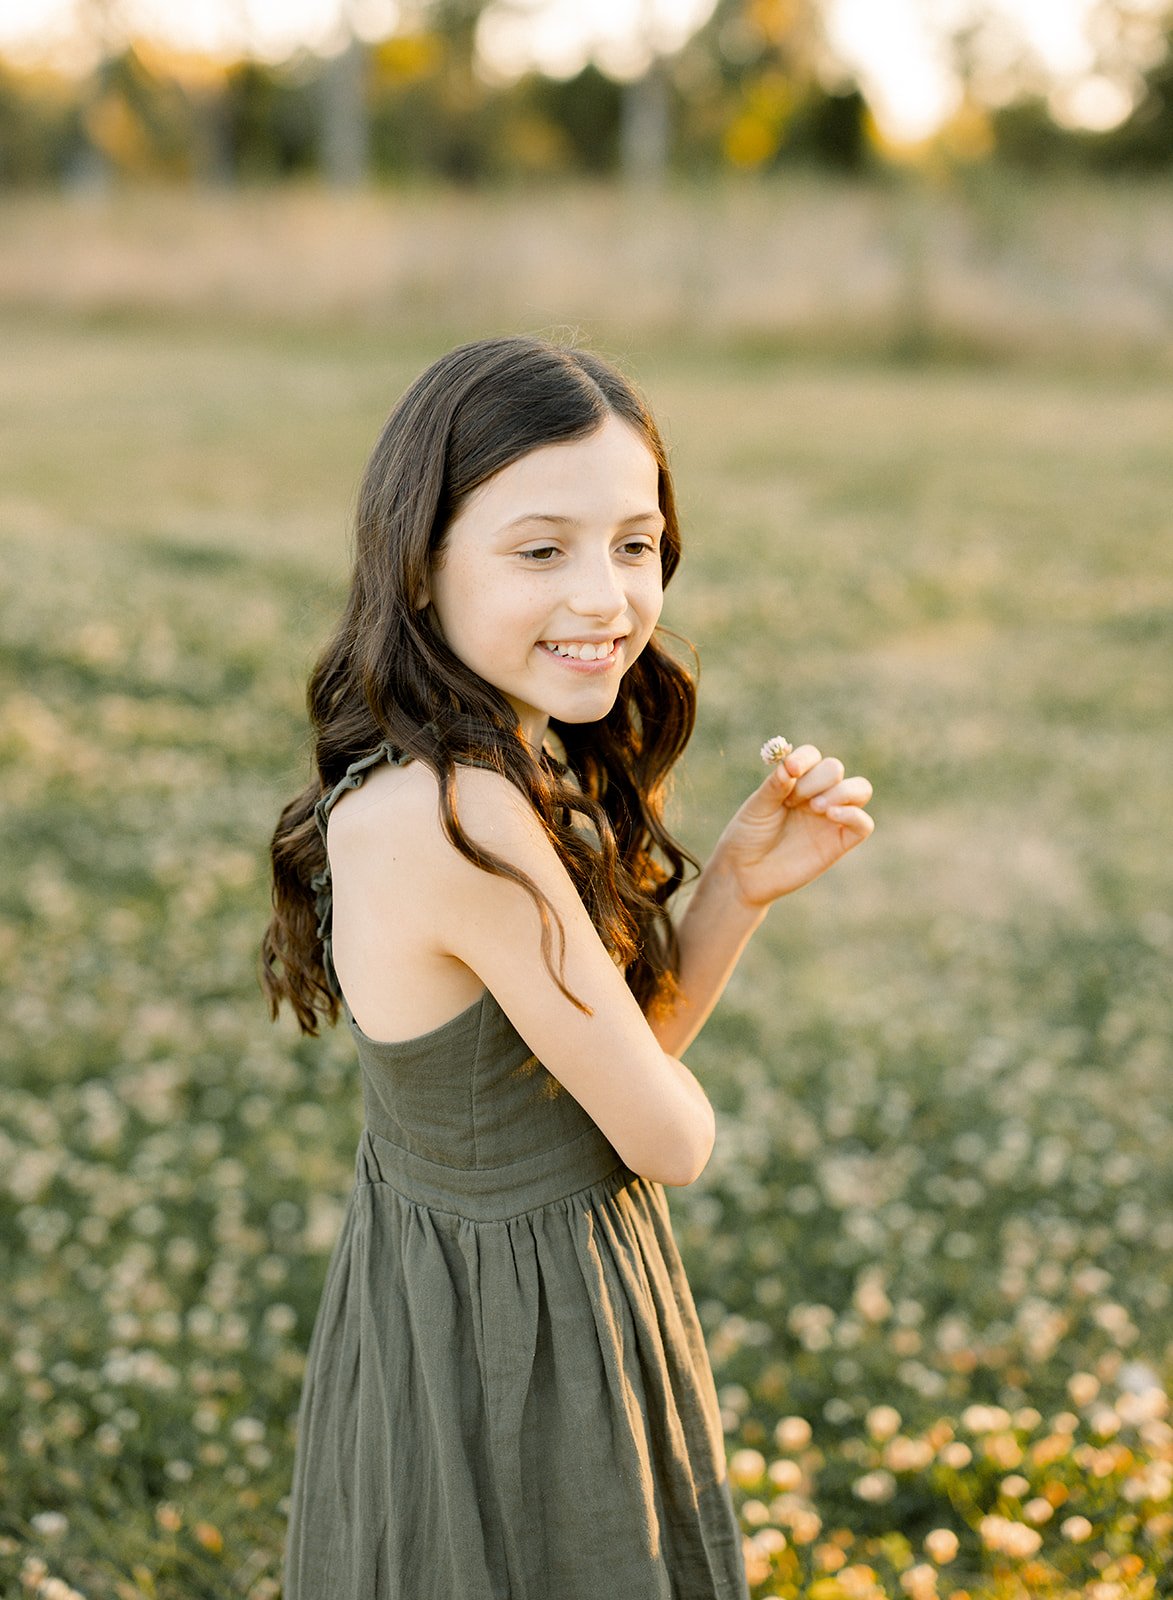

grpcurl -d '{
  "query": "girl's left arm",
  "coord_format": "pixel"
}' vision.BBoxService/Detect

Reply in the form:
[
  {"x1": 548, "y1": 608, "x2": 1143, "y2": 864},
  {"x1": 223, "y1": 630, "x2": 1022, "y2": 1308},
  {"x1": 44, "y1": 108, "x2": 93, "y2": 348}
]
[{"x1": 648, "y1": 743, "x2": 874, "y2": 1057}]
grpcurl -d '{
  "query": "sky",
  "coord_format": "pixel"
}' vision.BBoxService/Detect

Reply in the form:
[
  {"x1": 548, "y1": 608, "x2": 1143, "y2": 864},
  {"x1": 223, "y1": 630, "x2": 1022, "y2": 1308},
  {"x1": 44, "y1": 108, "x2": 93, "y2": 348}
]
[{"x1": 0, "y1": 0, "x2": 1159, "y2": 139}]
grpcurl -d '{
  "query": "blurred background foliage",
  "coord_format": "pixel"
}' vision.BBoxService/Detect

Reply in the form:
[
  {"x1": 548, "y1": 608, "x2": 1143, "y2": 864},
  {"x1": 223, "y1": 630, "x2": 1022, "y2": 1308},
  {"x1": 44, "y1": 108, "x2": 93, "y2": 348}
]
[{"x1": 0, "y1": 0, "x2": 1171, "y2": 187}]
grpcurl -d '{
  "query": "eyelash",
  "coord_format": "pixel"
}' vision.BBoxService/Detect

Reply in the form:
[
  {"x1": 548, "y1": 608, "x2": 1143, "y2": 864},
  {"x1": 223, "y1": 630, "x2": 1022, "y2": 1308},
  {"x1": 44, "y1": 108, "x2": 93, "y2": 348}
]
[{"x1": 518, "y1": 541, "x2": 657, "y2": 563}]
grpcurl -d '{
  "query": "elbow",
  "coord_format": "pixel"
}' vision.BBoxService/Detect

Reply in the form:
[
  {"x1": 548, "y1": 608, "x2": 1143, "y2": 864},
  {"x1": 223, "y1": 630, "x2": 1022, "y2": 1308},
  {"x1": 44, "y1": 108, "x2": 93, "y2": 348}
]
[
  {"x1": 680, "y1": 1118, "x2": 718, "y2": 1187},
  {"x1": 656, "y1": 1110, "x2": 718, "y2": 1189}
]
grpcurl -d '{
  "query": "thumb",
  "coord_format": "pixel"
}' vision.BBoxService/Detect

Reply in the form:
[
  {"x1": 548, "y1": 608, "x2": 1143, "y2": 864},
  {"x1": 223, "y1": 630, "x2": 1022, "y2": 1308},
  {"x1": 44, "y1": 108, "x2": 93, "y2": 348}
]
[{"x1": 740, "y1": 760, "x2": 795, "y2": 819}]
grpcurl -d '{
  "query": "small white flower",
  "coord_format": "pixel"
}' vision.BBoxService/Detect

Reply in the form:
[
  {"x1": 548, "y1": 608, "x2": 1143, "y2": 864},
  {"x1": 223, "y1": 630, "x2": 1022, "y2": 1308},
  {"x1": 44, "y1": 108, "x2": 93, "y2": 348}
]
[
  {"x1": 866, "y1": 1404, "x2": 902, "y2": 1442},
  {"x1": 729, "y1": 1448, "x2": 767, "y2": 1486},
  {"x1": 760, "y1": 735, "x2": 793, "y2": 765},
  {"x1": 924, "y1": 1527, "x2": 959, "y2": 1563},
  {"x1": 1061, "y1": 1514, "x2": 1094, "y2": 1542},
  {"x1": 853, "y1": 1468, "x2": 897, "y2": 1502},
  {"x1": 773, "y1": 1415, "x2": 812, "y2": 1452},
  {"x1": 30, "y1": 1510, "x2": 68, "y2": 1538}
]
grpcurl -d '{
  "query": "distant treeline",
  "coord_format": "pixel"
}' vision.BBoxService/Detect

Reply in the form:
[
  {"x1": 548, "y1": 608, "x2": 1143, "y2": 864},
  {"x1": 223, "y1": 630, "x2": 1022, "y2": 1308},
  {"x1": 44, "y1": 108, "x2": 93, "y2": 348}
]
[{"x1": 2, "y1": 3, "x2": 1172, "y2": 187}]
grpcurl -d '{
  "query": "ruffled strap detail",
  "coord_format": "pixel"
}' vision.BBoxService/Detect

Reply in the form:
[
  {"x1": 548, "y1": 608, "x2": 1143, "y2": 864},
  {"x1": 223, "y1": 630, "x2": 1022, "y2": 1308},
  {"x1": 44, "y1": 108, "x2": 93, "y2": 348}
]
[{"x1": 311, "y1": 741, "x2": 403, "y2": 1001}]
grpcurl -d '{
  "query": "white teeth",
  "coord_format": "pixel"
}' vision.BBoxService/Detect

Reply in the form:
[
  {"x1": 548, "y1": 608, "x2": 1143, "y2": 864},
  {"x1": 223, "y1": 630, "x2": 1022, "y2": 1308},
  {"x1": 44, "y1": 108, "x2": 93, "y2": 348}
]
[{"x1": 541, "y1": 639, "x2": 615, "y2": 661}]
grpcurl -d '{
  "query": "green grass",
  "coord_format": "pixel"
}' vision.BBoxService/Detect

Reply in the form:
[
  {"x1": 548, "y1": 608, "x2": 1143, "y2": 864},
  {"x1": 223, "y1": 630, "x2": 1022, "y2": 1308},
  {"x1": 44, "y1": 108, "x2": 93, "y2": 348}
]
[{"x1": 1, "y1": 235, "x2": 1171, "y2": 1600}]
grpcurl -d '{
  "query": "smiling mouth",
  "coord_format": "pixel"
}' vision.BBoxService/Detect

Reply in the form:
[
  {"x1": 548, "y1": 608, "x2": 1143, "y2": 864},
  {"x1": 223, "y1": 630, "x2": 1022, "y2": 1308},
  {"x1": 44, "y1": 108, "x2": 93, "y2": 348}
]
[{"x1": 538, "y1": 638, "x2": 619, "y2": 661}]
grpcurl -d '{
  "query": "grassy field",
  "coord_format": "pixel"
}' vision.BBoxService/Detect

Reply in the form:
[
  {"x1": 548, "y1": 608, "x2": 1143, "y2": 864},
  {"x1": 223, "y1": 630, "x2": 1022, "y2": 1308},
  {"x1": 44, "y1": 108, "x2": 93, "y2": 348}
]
[{"x1": 1, "y1": 187, "x2": 1172, "y2": 1600}]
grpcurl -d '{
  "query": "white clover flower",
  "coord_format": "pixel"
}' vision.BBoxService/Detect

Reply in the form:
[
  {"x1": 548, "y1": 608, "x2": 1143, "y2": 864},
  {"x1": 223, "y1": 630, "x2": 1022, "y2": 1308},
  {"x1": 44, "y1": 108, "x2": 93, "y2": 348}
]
[
  {"x1": 759, "y1": 735, "x2": 793, "y2": 765},
  {"x1": 774, "y1": 1415, "x2": 812, "y2": 1452},
  {"x1": 852, "y1": 1469, "x2": 897, "y2": 1503},
  {"x1": 789, "y1": 1508, "x2": 821, "y2": 1544},
  {"x1": 978, "y1": 1514, "x2": 1043, "y2": 1558},
  {"x1": 729, "y1": 1448, "x2": 767, "y2": 1486},
  {"x1": 767, "y1": 1459, "x2": 803, "y2": 1491},
  {"x1": 884, "y1": 1435, "x2": 935, "y2": 1472},
  {"x1": 899, "y1": 1564, "x2": 939, "y2": 1597},
  {"x1": 263, "y1": 1302, "x2": 297, "y2": 1336},
  {"x1": 1068, "y1": 1371, "x2": 1100, "y2": 1407},
  {"x1": 1061, "y1": 1514, "x2": 1094, "y2": 1542},
  {"x1": 923, "y1": 1528, "x2": 959, "y2": 1563},
  {"x1": 30, "y1": 1511, "x2": 68, "y2": 1538},
  {"x1": 865, "y1": 1404, "x2": 902, "y2": 1442}
]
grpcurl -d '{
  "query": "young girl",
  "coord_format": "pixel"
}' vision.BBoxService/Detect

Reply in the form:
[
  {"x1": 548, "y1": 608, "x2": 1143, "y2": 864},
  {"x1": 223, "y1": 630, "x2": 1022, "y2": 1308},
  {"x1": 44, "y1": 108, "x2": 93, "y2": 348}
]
[{"x1": 262, "y1": 335, "x2": 873, "y2": 1600}]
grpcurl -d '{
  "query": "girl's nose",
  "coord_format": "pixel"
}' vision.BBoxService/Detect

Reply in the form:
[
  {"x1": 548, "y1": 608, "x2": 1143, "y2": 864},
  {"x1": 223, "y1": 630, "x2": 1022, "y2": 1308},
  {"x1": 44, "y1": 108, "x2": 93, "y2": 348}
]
[{"x1": 569, "y1": 554, "x2": 627, "y2": 620}]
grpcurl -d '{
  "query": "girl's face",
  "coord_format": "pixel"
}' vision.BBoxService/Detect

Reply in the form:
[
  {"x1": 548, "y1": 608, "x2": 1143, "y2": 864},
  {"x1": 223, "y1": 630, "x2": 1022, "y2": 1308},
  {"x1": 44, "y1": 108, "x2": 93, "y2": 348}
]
[{"x1": 424, "y1": 413, "x2": 666, "y2": 752}]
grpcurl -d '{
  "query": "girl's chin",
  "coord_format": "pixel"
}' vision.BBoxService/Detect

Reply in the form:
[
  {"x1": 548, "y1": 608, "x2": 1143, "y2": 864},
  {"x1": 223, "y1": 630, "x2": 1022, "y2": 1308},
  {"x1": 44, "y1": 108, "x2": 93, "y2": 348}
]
[{"x1": 530, "y1": 691, "x2": 620, "y2": 732}]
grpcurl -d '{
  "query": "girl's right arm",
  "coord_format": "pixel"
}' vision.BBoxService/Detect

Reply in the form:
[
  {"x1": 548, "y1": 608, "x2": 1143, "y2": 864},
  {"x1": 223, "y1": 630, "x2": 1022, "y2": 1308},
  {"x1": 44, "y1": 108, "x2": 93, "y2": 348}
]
[{"x1": 356, "y1": 763, "x2": 716, "y2": 1188}]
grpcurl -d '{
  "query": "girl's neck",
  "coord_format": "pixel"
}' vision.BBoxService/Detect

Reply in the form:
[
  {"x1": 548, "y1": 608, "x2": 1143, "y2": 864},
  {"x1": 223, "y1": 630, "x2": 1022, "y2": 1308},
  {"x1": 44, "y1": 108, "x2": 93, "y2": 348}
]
[{"x1": 516, "y1": 712, "x2": 549, "y2": 758}]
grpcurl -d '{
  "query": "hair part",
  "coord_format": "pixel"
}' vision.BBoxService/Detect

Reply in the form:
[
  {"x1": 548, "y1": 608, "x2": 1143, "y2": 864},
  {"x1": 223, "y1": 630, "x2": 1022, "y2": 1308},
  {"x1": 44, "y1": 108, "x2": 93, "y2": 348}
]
[{"x1": 260, "y1": 334, "x2": 699, "y2": 1036}]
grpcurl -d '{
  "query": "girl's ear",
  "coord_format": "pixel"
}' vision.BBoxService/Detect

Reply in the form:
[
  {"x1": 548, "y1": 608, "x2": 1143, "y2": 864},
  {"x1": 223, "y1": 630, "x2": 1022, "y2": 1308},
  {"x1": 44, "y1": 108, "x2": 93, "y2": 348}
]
[{"x1": 415, "y1": 586, "x2": 430, "y2": 610}]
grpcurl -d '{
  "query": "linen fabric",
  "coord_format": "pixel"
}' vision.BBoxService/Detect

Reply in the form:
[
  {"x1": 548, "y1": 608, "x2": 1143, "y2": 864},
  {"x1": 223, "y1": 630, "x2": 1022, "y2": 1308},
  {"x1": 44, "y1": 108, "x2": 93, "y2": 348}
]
[{"x1": 282, "y1": 744, "x2": 749, "y2": 1599}]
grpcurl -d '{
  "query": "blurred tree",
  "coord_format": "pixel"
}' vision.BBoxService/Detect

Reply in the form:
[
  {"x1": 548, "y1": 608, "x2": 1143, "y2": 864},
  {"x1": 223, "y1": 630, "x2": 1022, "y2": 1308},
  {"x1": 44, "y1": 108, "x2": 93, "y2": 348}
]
[
  {"x1": 368, "y1": 23, "x2": 503, "y2": 181},
  {"x1": 417, "y1": 0, "x2": 494, "y2": 180},
  {"x1": 1089, "y1": 6, "x2": 1173, "y2": 167},
  {"x1": 79, "y1": 44, "x2": 200, "y2": 179},
  {"x1": 319, "y1": 6, "x2": 371, "y2": 188},
  {"x1": 0, "y1": 62, "x2": 80, "y2": 183},
  {"x1": 672, "y1": 0, "x2": 871, "y2": 173},
  {"x1": 619, "y1": 0, "x2": 672, "y2": 188},
  {"x1": 7, "y1": 0, "x2": 1168, "y2": 188},
  {"x1": 940, "y1": 0, "x2": 1173, "y2": 170},
  {"x1": 524, "y1": 64, "x2": 623, "y2": 175},
  {"x1": 784, "y1": 83, "x2": 869, "y2": 170},
  {"x1": 985, "y1": 97, "x2": 1086, "y2": 170},
  {"x1": 222, "y1": 58, "x2": 320, "y2": 179},
  {"x1": 621, "y1": 56, "x2": 670, "y2": 187},
  {"x1": 67, "y1": 0, "x2": 124, "y2": 186}
]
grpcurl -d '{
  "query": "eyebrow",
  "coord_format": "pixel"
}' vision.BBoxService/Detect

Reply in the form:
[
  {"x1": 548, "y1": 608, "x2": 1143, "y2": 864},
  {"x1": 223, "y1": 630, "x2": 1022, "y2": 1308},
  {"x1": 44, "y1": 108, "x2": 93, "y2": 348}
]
[{"x1": 500, "y1": 512, "x2": 664, "y2": 532}]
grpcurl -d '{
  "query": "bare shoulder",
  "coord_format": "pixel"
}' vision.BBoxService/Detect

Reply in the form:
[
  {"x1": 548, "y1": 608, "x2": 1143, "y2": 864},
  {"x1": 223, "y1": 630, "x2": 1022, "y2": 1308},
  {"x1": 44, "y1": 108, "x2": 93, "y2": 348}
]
[
  {"x1": 325, "y1": 755, "x2": 442, "y2": 856},
  {"x1": 324, "y1": 755, "x2": 559, "y2": 963},
  {"x1": 441, "y1": 761, "x2": 550, "y2": 846},
  {"x1": 327, "y1": 758, "x2": 540, "y2": 871},
  {"x1": 325, "y1": 759, "x2": 513, "y2": 1034}
]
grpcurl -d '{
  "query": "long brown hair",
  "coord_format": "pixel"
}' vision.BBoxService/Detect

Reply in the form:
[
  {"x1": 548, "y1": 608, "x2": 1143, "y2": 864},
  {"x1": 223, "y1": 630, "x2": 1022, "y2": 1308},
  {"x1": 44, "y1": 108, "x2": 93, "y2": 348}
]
[{"x1": 260, "y1": 334, "x2": 700, "y2": 1035}]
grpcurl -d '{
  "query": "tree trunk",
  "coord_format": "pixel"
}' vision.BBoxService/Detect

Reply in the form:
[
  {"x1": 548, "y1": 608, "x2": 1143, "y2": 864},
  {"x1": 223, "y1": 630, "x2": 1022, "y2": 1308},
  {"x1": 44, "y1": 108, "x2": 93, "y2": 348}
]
[
  {"x1": 320, "y1": 31, "x2": 369, "y2": 188},
  {"x1": 621, "y1": 60, "x2": 670, "y2": 187}
]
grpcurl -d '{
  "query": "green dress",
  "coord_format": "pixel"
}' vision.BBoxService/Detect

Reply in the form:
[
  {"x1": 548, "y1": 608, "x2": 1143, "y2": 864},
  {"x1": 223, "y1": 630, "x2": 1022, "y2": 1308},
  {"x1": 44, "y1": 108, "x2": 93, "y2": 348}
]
[{"x1": 282, "y1": 743, "x2": 749, "y2": 1600}]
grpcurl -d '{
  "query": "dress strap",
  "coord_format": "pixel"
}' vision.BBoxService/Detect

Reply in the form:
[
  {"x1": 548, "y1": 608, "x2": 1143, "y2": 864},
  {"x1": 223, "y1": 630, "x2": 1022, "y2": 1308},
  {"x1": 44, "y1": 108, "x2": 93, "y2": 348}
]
[{"x1": 310, "y1": 741, "x2": 404, "y2": 1001}]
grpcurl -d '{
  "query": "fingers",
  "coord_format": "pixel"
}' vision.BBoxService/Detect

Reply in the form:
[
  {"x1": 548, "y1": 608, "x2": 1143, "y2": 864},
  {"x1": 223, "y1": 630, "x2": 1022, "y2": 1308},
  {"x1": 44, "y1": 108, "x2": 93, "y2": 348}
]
[
  {"x1": 827, "y1": 804, "x2": 875, "y2": 844},
  {"x1": 773, "y1": 744, "x2": 875, "y2": 845},
  {"x1": 808, "y1": 775, "x2": 873, "y2": 814},
  {"x1": 783, "y1": 749, "x2": 843, "y2": 807},
  {"x1": 782, "y1": 743, "x2": 822, "y2": 781}
]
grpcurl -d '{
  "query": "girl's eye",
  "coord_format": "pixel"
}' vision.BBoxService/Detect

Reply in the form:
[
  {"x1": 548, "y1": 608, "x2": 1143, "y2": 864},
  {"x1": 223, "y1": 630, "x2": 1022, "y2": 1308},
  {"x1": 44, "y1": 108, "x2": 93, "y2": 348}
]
[
  {"x1": 519, "y1": 546, "x2": 559, "y2": 562},
  {"x1": 623, "y1": 540, "x2": 657, "y2": 557}
]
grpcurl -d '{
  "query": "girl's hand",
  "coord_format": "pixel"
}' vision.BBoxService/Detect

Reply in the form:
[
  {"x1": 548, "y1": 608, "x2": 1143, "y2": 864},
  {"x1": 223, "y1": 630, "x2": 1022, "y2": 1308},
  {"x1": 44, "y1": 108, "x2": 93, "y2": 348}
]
[{"x1": 713, "y1": 743, "x2": 874, "y2": 909}]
